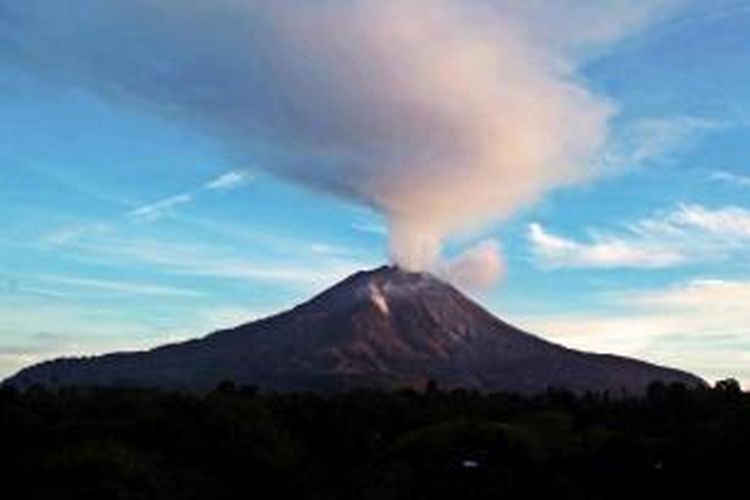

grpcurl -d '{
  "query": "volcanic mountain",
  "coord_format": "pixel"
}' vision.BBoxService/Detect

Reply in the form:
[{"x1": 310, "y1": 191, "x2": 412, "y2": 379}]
[{"x1": 4, "y1": 266, "x2": 703, "y2": 394}]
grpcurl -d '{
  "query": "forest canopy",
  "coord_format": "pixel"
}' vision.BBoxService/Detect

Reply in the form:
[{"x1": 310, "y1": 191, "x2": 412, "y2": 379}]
[{"x1": 1, "y1": 380, "x2": 747, "y2": 499}]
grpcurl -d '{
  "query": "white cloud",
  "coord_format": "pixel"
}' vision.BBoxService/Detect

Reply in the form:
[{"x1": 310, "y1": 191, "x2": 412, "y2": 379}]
[
  {"x1": 511, "y1": 277, "x2": 750, "y2": 386},
  {"x1": 42, "y1": 222, "x2": 110, "y2": 245},
  {"x1": 12, "y1": 285, "x2": 74, "y2": 300},
  {"x1": 127, "y1": 169, "x2": 253, "y2": 224},
  {"x1": 598, "y1": 115, "x2": 722, "y2": 173},
  {"x1": 310, "y1": 243, "x2": 353, "y2": 256},
  {"x1": 527, "y1": 222, "x2": 685, "y2": 269},
  {"x1": 440, "y1": 240, "x2": 505, "y2": 290},
  {"x1": 175, "y1": 259, "x2": 360, "y2": 287},
  {"x1": 0, "y1": 294, "x2": 293, "y2": 380},
  {"x1": 711, "y1": 170, "x2": 750, "y2": 187},
  {"x1": 194, "y1": 306, "x2": 271, "y2": 330},
  {"x1": 0, "y1": 353, "x2": 52, "y2": 381},
  {"x1": 205, "y1": 170, "x2": 252, "y2": 191},
  {"x1": 0, "y1": 303, "x2": 175, "y2": 379},
  {"x1": 663, "y1": 204, "x2": 750, "y2": 238},
  {"x1": 351, "y1": 222, "x2": 388, "y2": 236},
  {"x1": 78, "y1": 170, "x2": 249, "y2": 229},
  {"x1": 35, "y1": 274, "x2": 203, "y2": 298},
  {"x1": 529, "y1": 204, "x2": 750, "y2": 269},
  {"x1": 128, "y1": 193, "x2": 193, "y2": 222},
  {"x1": 0, "y1": 299, "x2": 293, "y2": 381},
  {"x1": 621, "y1": 278, "x2": 750, "y2": 311},
  {"x1": 60, "y1": 234, "x2": 373, "y2": 291}
]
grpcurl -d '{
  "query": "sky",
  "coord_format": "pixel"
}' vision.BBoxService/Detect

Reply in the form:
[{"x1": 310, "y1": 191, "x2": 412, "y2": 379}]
[{"x1": 1, "y1": 0, "x2": 750, "y2": 386}]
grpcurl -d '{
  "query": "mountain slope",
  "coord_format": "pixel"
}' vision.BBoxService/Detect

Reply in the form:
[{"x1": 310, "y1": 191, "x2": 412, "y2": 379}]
[{"x1": 4, "y1": 266, "x2": 704, "y2": 394}]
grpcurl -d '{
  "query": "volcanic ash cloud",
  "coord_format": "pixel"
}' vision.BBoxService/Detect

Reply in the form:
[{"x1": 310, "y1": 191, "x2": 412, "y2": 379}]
[{"x1": 0, "y1": 0, "x2": 670, "y2": 284}]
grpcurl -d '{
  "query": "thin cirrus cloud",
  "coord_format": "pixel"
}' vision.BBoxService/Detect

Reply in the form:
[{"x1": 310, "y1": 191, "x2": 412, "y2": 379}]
[
  {"x1": 528, "y1": 203, "x2": 750, "y2": 269},
  {"x1": 711, "y1": 170, "x2": 750, "y2": 187},
  {"x1": 0, "y1": 303, "x2": 191, "y2": 378},
  {"x1": 513, "y1": 277, "x2": 750, "y2": 385},
  {"x1": 43, "y1": 169, "x2": 254, "y2": 248},
  {"x1": 34, "y1": 274, "x2": 204, "y2": 298},
  {"x1": 58, "y1": 234, "x2": 373, "y2": 291},
  {"x1": 127, "y1": 169, "x2": 251, "y2": 222},
  {"x1": 205, "y1": 170, "x2": 252, "y2": 191},
  {"x1": 596, "y1": 115, "x2": 723, "y2": 174},
  {"x1": 0, "y1": 299, "x2": 280, "y2": 378},
  {"x1": 128, "y1": 193, "x2": 194, "y2": 222},
  {"x1": 351, "y1": 222, "x2": 388, "y2": 236},
  {"x1": 527, "y1": 223, "x2": 686, "y2": 269}
]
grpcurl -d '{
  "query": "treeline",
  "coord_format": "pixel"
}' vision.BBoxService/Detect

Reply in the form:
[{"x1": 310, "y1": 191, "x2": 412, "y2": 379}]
[{"x1": 0, "y1": 380, "x2": 748, "y2": 499}]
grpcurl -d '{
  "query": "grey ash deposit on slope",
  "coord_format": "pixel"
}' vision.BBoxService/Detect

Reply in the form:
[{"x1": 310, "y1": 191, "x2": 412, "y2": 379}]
[{"x1": 4, "y1": 266, "x2": 704, "y2": 394}]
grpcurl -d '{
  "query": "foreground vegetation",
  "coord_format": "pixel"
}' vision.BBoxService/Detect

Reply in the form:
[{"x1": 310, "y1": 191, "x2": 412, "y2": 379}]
[{"x1": 1, "y1": 380, "x2": 747, "y2": 499}]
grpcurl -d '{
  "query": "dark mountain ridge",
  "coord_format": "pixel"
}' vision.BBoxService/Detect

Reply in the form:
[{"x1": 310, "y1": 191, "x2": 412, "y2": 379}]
[{"x1": 4, "y1": 266, "x2": 704, "y2": 394}]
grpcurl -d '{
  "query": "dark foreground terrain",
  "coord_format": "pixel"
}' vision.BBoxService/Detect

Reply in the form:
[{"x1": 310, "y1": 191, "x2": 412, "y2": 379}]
[{"x1": 1, "y1": 380, "x2": 747, "y2": 499}]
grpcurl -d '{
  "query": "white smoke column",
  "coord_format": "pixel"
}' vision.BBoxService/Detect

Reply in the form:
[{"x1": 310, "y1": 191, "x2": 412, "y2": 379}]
[
  {"x1": 441, "y1": 240, "x2": 505, "y2": 290},
  {"x1": 0, "y1": 0, "x2": 674, "y2": 284}
]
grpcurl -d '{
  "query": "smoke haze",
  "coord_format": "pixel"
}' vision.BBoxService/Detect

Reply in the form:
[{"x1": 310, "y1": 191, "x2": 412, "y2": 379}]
[{"x1": 0, "y1": 0, "x2": 675, "y2": 286}]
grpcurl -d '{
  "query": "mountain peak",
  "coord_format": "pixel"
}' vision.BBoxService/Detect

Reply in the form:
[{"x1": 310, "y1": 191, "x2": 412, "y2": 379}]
[
  {"x1": 335, "y1": 265, "x2": 444, "y2": 291},
  {"x1": 294, "y1": 265, "x2": 454, "y2": 317}
]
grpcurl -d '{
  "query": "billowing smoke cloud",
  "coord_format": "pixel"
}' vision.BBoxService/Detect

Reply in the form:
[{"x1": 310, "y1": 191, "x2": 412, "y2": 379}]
[
  {"x1": 442, "y1": 240, "x2": 505, "y2": 290},
  {"x1": 0, "y1": 0, "x2": 674, "y2": 285}
]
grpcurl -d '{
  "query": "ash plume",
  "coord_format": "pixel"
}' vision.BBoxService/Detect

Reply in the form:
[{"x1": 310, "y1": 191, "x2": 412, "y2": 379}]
[{"x1": 0, "y1": 0, "x2": 676, "y2": 286}]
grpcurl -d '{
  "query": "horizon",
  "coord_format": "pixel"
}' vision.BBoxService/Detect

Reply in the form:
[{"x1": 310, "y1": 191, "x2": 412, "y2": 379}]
[
  {"x1": 1, "y1": 264, "x2": 714, "y2": 388},
  {"x1": 2, "y1": 0, "x2": 750, "y2": 387}
]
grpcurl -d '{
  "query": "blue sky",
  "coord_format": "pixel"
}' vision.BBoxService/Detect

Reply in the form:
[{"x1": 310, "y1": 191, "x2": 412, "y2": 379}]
[{"x1": 1, "y1": 0, "x2": 750, "y2": 385}]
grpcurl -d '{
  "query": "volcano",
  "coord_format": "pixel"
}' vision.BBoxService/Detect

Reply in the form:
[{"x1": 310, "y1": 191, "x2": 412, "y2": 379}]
[{"x1": 4, "y1": 266, "x2": 703, "y2": 394}]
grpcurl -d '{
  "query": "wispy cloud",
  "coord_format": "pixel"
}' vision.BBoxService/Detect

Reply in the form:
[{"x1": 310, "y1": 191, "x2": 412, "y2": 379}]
[
  {"x1": 599, "y1": 115, "x2": 723, "y2": 173},
  {"x1": 128, "y1": 169, "x2": 254, "y2": 222},
  {"x1": 128, "y1": 193, "x2": 193, "y2": 222},
  {"x1": 527, "y1": 223, "x2": 685, "y2": 269},
  {"x1": 51, "y1": 169, "x2": 255, "y2": 240},
  {"x1": 11, "y1": 285, "x2": 74, "y2": 300},
  {"x1": 310, "y1": 243, "x2": 356, "y2": 257},
  {"x1": 42, "y1": 222, "x2": 110, "y2": 245},
  {"x1": 512, "y1": 277, "x2": 750, "y2": 386},
  {"x1": 60, "y1": 235, "x2": 373, "y2": 291},
  {"x1": 205, "y1": 170, "x2": 252, "y2": 191},
  {"x1": 622, "y1": 278, "x2": 750, "y2": 310},
  {"x1": 35, "y1": 274, "x2": 203, "y2": 298},
  {"x1": 711, "y1": 170, "x2": 750, "y2": 187},
  {"x1": 193, "y1": 306, "x2": 271, "y2": 330},
  {"x1": 0, "y1": 303, "x2": 176, "y2": 379},
  {"x1": 684, "y1": 205, "x2": 750, "y2": 235},
  {"x1": 0, "y1": 299, "x2": 282, "y2": 380},
  {"x1": 529, "y1": 204, "x2": 750, "y2": 269},
  {"x1": 351, "y1": 222, "x2": 388, "y2": 236}
]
